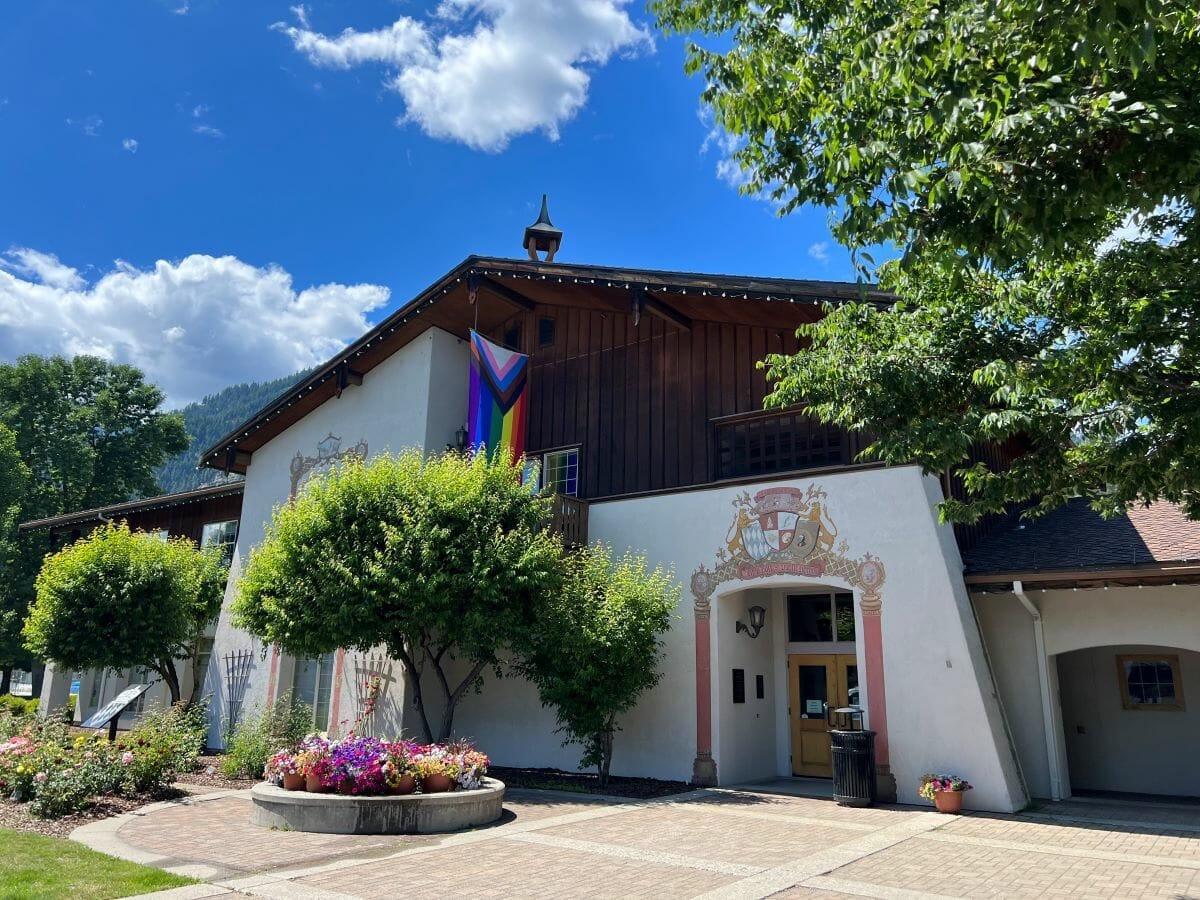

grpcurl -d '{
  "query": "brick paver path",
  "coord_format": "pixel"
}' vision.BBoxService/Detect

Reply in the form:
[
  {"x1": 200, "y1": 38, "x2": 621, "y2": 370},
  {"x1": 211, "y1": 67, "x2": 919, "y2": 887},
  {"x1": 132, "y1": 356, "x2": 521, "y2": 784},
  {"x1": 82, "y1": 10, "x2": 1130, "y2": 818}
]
[{"x1": 76, "y1": 787, "x2": 1200, "y2": 899}]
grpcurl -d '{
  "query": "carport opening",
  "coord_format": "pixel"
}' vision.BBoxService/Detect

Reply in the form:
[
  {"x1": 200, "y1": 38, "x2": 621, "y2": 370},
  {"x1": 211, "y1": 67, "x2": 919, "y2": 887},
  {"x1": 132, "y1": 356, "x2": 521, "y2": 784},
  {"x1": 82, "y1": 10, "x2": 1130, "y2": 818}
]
[{"x1": 1057, "y1": 644, "x2": 1200, "y2": 800}]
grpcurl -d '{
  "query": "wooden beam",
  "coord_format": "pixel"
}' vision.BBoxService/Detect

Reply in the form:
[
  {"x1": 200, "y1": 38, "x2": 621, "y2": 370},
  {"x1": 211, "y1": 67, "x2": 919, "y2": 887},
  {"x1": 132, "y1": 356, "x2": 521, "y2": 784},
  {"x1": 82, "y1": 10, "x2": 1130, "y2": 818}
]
[
  {"x1": 335, "y1": 361, "x2": 364, "y2": 396},
  {"x1": 480, "y1": 275, "x2": 537, "y2": 311},
  {"x1": 644, "y1": 291, "x2": 692, "y2": 332}
]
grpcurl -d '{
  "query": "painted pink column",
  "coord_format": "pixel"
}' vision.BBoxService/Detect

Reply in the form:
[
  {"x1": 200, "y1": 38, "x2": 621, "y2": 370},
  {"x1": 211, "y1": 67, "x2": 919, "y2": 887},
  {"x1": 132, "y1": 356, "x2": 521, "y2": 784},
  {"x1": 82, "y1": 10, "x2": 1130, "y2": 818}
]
[
  {"x1": 860, "y1": 612, "x2": 889, "y2": 765},
  {"x1": 690, "y1": 567, "x2": 719, "y2": 786},
  {"x1": 264, "y1": 645, "x2": 281, "y2": 707},
  {"x1": 692, "y1": 602, "x2": 718, "y2": 785},
  {"x1": 328, "y1": 648, "x2": 347, "y2": 736}
]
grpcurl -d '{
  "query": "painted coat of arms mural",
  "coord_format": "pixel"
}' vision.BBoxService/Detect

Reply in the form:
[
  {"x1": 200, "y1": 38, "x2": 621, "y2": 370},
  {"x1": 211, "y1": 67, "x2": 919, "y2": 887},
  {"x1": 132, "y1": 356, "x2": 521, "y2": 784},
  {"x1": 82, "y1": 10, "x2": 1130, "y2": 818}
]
[
  {"x1": 289, "y1": 433, "x2": 369, "y2": 498},
  {"x1": 692, "y1": 484, "x2": 885, "y2": 611}
]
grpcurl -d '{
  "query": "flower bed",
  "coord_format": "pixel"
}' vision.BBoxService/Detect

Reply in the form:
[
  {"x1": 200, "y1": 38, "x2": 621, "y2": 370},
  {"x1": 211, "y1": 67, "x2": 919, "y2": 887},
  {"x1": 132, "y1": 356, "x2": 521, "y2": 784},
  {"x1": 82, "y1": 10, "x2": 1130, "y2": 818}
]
[
  {"x1": 263, "y1": 736, "x2": 490, "y2": 796},
  {"x1": 0, "y1": 707, "x2": 204, "y2": 820}
]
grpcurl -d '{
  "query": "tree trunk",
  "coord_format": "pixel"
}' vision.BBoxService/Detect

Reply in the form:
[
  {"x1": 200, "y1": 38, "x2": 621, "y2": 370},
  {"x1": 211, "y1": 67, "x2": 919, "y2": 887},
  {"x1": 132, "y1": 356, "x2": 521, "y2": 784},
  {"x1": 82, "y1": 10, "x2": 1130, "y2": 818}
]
[
  {"x1": 596, "y1": 727, "x2": 615, "y2": 788},
  {"x1": 429, "y1": 654, "x2": 486, "y2": 744},
  {"x1": 0, "y1": 667, "x2": 10, "y2": 696},
  {"x1": 155, "y1": 658, "x2": 181, "y2": 705},
  {"x1": 393, "y1": 643, "x2": 433, "y2": 743}
]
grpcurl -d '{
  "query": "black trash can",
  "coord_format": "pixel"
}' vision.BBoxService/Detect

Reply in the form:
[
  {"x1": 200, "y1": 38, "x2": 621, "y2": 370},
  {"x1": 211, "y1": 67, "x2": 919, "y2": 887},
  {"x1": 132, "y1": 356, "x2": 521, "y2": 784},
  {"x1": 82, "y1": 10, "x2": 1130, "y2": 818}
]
[{"x1": 830, "y1": 728, "x2": 877, "y2": 807}]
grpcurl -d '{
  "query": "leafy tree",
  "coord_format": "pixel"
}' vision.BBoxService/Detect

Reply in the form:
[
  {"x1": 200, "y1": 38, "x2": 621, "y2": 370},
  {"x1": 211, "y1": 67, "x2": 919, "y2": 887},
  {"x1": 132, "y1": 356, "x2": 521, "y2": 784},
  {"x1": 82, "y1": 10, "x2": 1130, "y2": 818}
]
[
  {"x1": 521, "y1": 546, "x2": 677, "y2": 787},
  {"x1": 0, "y1": 425, "x2": 30, "y2": 694},
  {"x1": 233, "y1": 450, "x2": 565, "y2": 744},
  {"x1": 0, "y1": 355, "x2": 189, "y2": 683},
  {"x1": 23, "y1": 523, "x2": 225, "y2": 705},
  {"x1": 655, "y1": 0, "x2": 1200, "y2": 520}
]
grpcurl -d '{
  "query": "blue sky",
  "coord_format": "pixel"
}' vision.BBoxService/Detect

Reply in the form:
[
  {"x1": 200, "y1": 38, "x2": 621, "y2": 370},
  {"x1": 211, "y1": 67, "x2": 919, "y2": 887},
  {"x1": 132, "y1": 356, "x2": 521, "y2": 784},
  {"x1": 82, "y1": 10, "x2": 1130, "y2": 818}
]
[{"x1": 0, "y1": 0, "x2": 857, "y2": 405}]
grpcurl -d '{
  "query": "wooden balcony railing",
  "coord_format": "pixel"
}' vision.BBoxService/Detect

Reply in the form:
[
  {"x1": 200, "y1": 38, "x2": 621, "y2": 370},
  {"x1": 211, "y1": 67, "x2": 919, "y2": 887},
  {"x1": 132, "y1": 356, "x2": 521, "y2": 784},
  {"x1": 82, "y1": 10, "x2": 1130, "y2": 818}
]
[
  {"x1": 713, "y1": 409, "x2": 874, "y2": 481},
  {"x1": 548, "y1": 493, "x2": 589, "y2": 549}
]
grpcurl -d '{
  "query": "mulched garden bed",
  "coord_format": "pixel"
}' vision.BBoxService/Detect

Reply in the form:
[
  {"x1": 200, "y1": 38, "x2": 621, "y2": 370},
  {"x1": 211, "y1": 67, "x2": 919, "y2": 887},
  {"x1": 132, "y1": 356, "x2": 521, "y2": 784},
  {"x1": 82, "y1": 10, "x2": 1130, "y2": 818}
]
[
  {"x1": 173, "y1": 754, "x2": 256, "y2": 791},
  {"x1": 0, "y1": 787, "x2": 185, "y2": 839},
  {"x1": 488, "y1": 766, "x2": 691, "y2": 799}
]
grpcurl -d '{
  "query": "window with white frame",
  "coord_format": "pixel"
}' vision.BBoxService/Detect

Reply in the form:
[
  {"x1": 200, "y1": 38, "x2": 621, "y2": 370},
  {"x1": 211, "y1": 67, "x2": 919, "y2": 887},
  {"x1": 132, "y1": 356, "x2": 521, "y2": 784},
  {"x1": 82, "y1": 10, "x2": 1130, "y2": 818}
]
[
  {"x1": 542, "y1": 448, "x2": 580, "y2": 497},
  {"x1": 291, "y1": 653, "x2": 335, "y2": 731},
  {"x1": 201, "y1": 519, "x2": 239, "y2": 567}
]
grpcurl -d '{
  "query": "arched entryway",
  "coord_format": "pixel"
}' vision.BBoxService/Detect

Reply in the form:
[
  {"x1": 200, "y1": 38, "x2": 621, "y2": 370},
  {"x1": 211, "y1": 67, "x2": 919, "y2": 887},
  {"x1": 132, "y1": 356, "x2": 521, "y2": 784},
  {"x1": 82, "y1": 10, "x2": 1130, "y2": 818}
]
[
  {"x1": 688, "y1": 485, "x2": 889, "y2": 793},
  {"x1": 712, "y1": 583, "x2": 866, "y2": 785},
  {"x1": 1057, "y1": 644, "x2": 1200, "y2": 797}
]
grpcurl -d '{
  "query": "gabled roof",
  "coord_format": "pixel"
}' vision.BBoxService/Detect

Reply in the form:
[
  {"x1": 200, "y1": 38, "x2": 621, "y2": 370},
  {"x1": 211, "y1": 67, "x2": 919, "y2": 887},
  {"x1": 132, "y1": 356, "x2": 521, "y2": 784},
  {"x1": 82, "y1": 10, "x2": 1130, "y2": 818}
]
[
  {"x1": 18, "y1": 481, "x2": 244, "y2": 533},
  {"x1": 198, "y1": 255, "x2": 886, "y2": 475},
  {"x1": 963, "y1": 498, "x2": 1200, "y2": 588}
]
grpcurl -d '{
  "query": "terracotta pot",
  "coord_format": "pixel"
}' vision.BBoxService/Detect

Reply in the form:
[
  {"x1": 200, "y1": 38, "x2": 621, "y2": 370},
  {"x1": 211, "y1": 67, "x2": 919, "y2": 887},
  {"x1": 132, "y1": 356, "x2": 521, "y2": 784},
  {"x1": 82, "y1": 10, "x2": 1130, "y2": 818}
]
[
  {"x1": 933, "y1": 790, "x2": 964, "y2": 814},
  {"x1": 282, "y1": 772, "x2": 305, "y2": 791},
  {"x1": 305, "y1": 773, "x2": 329, "y2": 793},
  {"x1": 388, "y1": 774, "x2": 417, "y2": 795},
  {"x1": 337, "y1": 778, "x2": 356, "y2": 795},
  {"x1": 421, "y1": 773, "x2": 455, "y2": 794}
]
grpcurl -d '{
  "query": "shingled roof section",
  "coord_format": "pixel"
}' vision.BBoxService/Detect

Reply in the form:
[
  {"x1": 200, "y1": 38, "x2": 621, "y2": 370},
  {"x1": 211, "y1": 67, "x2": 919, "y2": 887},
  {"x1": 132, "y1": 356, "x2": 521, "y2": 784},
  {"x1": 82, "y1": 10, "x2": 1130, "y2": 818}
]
[{"x1": 963, "y1": 498, "x2": 1200, "y2": 575}]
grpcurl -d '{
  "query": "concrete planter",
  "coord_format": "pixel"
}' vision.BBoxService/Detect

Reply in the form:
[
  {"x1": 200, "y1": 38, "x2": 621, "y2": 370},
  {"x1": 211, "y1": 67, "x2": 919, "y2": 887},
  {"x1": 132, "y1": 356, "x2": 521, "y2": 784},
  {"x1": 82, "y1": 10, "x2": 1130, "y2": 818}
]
[{"x1": 249, "y1": 778, "x2": 505, "y2": 835}]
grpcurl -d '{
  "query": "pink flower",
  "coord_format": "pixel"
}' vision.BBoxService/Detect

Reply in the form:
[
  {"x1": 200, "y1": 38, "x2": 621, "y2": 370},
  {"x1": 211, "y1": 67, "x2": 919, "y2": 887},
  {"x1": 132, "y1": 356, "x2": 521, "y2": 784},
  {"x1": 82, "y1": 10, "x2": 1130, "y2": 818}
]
[
  {"x1": 122, "y1": 751, "x2": 135, "y2": 764},
  {"x1": 34, "y1": 772, "x2": 47, "y2": 783}
]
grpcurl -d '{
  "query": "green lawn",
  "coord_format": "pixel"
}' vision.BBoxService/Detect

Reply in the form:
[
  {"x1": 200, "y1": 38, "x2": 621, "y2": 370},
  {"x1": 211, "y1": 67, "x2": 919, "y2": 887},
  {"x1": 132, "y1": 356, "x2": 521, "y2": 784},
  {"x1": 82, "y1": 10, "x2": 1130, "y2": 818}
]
[{"x1": 0, "y1": 828, "x2": 196, "y2": 900}]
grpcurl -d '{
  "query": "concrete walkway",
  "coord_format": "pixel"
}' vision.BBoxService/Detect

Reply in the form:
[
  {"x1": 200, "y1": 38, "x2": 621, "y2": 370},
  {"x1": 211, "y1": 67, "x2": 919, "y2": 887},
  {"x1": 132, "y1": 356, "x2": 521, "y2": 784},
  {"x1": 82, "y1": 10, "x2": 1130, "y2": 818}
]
[{"x1": 73, "y1": 785, "x2": 1200, "y2": 899}]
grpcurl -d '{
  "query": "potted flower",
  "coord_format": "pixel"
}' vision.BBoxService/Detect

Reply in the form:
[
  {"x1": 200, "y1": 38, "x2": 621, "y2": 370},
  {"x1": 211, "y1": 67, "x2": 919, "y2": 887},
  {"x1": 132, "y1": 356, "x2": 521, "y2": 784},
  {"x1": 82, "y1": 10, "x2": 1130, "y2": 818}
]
[
  {"x1": 919, "y1": 774, "x2": 972, "y2": 814},
  {"x1": 330, "y1": 737, "x2": 387, "y2": 795},
  {"x1": 296, "y1": 737, "x2": 333, "y2": 793},
  {"x1": 414, "y1": 746, "x2": 460, "y2": 793},
  {"x1": 381, "y1": 740, "x2": 419, "y2": 795},
  {"x1": 265, "y1": 749, "x2": 305, "y2": 791},
  {"x1": 448, "y1": 741, "x2": 489, "y2": 790}
]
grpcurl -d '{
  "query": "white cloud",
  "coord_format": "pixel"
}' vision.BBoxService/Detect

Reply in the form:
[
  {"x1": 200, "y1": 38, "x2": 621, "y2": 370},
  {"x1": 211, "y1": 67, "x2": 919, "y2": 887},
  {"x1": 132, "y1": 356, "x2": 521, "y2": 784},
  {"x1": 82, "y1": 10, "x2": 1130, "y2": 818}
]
[
  {"x1": 193, "y1": 124, "x2": 224, "y2": 139},
  {"x1": 0, "y1": 249, "x2": 390, "y2": 406},
  {"x1": 191, "y1": 104, "x2": 208, "y2": 118},
  {"x1": 0, "y1": 248, "x2": 86, "y2": 291},
  {"x1": 275, "y1": 1, "x2": 652, "y2": 152},
  {"x1": 173, "y1": 1, "x2": 190, "y2": 14},
  {"x1": 808, "y1": 241, "x2": 830, "y2": 264},
  {"x1": 698, "y1": 107, "x2": 752, "y2": 190},
  {"x1": 122, "y1": 137, "x2": 139, "y2": 153}
]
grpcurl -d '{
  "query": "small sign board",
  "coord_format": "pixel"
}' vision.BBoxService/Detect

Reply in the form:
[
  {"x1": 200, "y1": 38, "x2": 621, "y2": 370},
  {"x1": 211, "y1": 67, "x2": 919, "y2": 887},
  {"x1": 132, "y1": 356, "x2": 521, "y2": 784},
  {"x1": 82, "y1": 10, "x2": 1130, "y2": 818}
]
[{"x1": 81, "y1": 683, "x2": 153, "y2": 733}]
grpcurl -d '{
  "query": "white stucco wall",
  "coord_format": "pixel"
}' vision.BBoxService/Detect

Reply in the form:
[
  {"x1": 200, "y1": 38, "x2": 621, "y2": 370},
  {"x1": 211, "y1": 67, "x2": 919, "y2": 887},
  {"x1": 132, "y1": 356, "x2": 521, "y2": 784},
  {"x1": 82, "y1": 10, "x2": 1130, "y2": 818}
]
[
  {"x1": 204, "y1": 327, "x2": 469, "y2": 746},
  {"x1": 559, "y1": 465, "x2": 1025, "y2": 810},
  {"x1": 974, "y1": 584, "x2": 1200, "y2": 799}
]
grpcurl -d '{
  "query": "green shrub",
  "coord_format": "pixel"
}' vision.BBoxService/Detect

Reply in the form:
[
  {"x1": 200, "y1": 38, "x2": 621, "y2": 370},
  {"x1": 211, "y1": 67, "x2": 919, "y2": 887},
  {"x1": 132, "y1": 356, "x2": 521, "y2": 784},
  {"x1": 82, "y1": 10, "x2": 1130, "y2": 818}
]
[
  {"x1": 0, "y1": 695, "x2": 38, "y2": 717},
  {"x1": 220, "y1": 693, "x2": 313, "y2": 779}
]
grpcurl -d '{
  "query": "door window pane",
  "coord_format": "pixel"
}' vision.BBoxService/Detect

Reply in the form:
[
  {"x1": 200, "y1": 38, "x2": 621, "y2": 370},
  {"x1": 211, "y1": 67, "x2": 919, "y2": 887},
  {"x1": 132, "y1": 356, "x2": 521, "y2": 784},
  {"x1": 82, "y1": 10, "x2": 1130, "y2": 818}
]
[
  {"x1": 835, "y1": 593, "x2": 856, "y2": 641},
  {"x1": 788, "y1": 595, "x2": 833, "y2": 642},
  {"x1": 845, "y1": 664, "x2": 860, "y2": 708},
  {"x1": 798, "y1": 664, "x2": 828, "y2": 719}
]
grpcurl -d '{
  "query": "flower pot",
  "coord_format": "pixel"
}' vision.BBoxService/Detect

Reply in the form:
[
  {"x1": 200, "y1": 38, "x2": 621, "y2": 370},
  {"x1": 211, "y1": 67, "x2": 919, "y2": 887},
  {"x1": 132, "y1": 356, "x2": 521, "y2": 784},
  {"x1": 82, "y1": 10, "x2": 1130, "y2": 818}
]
[
  {"x1": 305, "y1": 773, "x2": 329, "y2": 793},
  {"x1": 421, "y1": 773, "x2": 455, "y2": 794},
  {"x1": 388, "y1": 774, "x2": 416, "y2": 795},
  {"x1": 337, "y1": 778, "x2": 356, "y2": 795},
  {"x1": 282, "y1": 772, "x2": 305, "y2": 791},
  {"x1": 933, "y1": 790, "x2": 964, "y2": 814}
]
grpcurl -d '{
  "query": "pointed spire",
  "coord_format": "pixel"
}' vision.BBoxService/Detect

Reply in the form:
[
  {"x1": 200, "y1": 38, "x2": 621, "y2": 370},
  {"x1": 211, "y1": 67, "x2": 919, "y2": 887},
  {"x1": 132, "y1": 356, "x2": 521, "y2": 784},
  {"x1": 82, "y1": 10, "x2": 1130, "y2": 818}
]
[{"x1": 523, "y1": 193, "x2": 563, "y2": 262}]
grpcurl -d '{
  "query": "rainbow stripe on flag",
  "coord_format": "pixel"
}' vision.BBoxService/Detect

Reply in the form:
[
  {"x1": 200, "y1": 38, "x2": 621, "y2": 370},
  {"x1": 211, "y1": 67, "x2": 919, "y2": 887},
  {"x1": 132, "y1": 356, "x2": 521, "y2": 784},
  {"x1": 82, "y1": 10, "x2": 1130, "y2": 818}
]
[{"x1": 467, "y1": 330, "x2": 528, "y2": 460}]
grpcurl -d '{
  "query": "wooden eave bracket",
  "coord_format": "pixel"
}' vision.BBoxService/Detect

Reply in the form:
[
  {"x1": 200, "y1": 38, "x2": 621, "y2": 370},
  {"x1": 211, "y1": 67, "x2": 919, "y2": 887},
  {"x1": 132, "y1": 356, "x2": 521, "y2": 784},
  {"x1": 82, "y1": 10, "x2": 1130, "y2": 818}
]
[
  {"x1": 632, "y1": 286, "x2": 691, "y2": 331},
  {"x1": 335, "y1": 361, "x2": 365, "y2": 397},
  {"x1": 480, "y1": 275, "x2": 537, "y2": 311},
  {"x1": 222, "y1": 446, "x2": 253, "y2": 473}
]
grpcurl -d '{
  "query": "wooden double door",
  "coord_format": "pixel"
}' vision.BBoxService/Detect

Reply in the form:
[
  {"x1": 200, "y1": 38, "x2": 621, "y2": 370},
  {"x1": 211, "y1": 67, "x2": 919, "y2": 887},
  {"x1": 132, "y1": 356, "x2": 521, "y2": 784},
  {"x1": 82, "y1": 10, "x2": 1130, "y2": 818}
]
[{"x1": 788, "y1": 653, "x2": 859, "y2": 777}]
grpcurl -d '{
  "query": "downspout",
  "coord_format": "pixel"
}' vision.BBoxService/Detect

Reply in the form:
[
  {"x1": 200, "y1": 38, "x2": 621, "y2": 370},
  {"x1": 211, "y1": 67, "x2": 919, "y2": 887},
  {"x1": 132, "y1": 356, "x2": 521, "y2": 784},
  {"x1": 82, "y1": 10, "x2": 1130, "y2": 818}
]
[{"x1": 1013, "y1": 580, "x2": 1063, "y2": 801}]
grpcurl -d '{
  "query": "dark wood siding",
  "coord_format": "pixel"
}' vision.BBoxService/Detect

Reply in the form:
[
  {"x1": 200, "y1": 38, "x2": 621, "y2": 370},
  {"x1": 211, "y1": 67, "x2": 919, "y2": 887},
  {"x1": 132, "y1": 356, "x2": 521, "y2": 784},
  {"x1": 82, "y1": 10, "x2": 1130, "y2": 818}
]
[
  {"x1": 489, "y1": 306, "x2": 807, "y2": 499},
  {"x1": 48, "y1": 492, "x2": 243, "y2": 547}
]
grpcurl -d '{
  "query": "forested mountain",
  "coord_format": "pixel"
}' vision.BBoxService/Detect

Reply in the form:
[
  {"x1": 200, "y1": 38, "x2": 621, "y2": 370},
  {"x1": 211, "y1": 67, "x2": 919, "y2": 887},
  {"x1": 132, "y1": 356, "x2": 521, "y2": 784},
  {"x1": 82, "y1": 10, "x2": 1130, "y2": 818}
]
[{"x1": 155, "y1": 371, "x2": 308, "y2": 494}]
